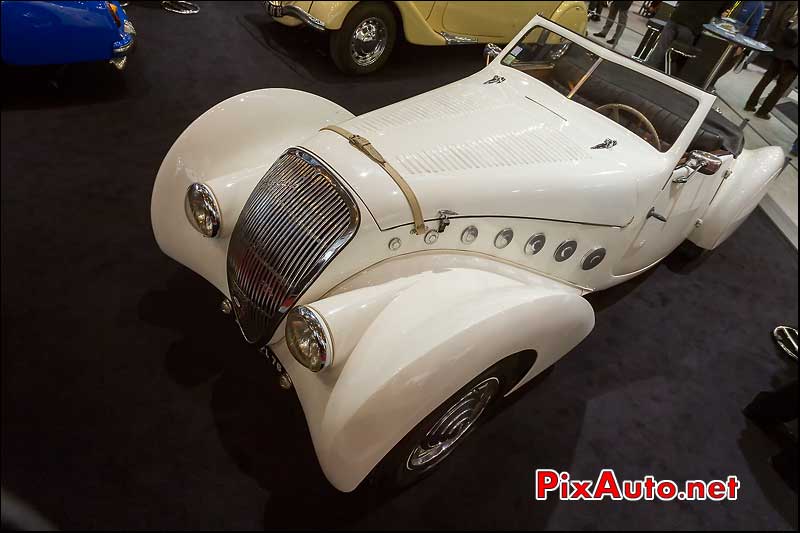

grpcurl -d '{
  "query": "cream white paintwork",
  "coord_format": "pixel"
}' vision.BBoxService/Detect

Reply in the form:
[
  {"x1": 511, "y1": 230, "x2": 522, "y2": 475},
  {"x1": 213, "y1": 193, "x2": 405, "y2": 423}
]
[
  {"x1": 151, "y1": 88, "x2": 354, "y2": 294},
  {"x1": 274, "y1": 253, "x2": 594, "y2": 491},
  {"x1": 689, "y1": 146, "x2": 785, "y2": 249},
  {"x1": 151, "y1": 16, "x2": 785, "y2": 492}
]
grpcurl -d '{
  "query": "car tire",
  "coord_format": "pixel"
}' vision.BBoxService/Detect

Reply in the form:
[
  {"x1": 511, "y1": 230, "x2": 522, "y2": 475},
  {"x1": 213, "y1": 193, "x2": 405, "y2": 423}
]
[
  {"x1": 367, "y1": 350, "x2": 538, "y2": 490},
  {"x1": 664, "y1": 240, "x2": 713, "y2": 274},
  {"x1": 329, "y1": 2, "x2": 397, "y2": 74}
]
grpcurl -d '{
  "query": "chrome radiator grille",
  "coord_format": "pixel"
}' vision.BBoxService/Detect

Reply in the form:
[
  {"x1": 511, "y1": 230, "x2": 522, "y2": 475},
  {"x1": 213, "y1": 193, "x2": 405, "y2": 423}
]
[{"x1": 227, "y1": 148, "x2": 359, "y2": 343}]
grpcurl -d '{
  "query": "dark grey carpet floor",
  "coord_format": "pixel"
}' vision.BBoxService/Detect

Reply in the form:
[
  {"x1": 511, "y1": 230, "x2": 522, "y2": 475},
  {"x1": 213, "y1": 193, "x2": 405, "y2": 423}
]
[{"x1": 2, "y1": 2, "x2": 798, "y2": 530}]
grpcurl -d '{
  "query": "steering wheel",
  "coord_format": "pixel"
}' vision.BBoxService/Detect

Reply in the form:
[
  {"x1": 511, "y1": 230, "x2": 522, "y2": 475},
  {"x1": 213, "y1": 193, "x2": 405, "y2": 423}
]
[{"x1": 595, "y1": 103, "x2": 661, "y2": 151}]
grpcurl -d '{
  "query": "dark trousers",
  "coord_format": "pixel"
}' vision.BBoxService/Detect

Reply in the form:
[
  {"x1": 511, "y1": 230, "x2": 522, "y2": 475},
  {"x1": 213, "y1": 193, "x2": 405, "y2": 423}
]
[
  {"x1": 745, "y1": 381, "x2": 798, "y2": 423},
  {"x1": 645, "y1": 21, "x2": 695, "y2": 71},
  {"x1": 588, "y1": 1, "x2": 604, "y2": 14},
  {"x1": 600, "y1": 2, "x2": 630, "y2": 43},
  {"x1": 746, "y1": 57, "x2": 799, "y2": 114},
  {"x1": 744, "y1": 380, "x2": 798, "y2": 491}
]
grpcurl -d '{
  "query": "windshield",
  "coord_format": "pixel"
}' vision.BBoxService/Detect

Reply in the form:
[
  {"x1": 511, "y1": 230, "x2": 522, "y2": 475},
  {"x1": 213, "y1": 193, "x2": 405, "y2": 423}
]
[{"x1": 501, "y1": 26, "x2": 699, "y2": 152}]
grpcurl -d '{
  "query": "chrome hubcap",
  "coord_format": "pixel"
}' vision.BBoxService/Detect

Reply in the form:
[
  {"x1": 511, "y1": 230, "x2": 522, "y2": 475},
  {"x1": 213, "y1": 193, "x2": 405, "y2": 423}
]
[
  {"x1": 406, "y1": 377, "x2": 499, "y2": 470},
  {"x1": 161, "y1": 1, "x2": 201, "y2": 15},
  {"x1": 773, "y1": 325, "x2": 799, "y2": 361},
  {"x1": 350, "y1": 17, "x2": 388, "y2": 67}
]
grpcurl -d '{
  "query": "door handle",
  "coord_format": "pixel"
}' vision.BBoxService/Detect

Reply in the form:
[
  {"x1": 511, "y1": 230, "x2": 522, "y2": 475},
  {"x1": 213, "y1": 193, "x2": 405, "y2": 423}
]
[
  {"x1": 673, "y1": 170, "x2": 696, "y2": 184},
  {"x1": 647, "y1": 207, "x2": 667, "y2": 222}
]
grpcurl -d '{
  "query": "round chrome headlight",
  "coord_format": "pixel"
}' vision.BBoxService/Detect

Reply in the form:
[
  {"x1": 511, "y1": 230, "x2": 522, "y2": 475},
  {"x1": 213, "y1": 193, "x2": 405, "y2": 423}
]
[
  {"x1": 184, "y1": 183, "x2": 221, "y2": 238},
  {"x1": 285, "y1": 306, "x2": 332, "y2": 372}
]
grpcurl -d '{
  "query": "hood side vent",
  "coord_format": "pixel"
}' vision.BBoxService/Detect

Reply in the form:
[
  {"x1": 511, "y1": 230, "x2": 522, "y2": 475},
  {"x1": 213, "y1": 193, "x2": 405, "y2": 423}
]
[
  {"x1": 356, "y1": 90, "x2": 512, "y2": 133},
  {"x1": 392, "y1": 128, "x2": 587, "y2": 175}
]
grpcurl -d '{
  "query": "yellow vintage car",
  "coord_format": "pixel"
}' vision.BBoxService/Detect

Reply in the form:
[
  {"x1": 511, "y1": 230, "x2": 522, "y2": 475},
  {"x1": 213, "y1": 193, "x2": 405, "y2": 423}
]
[{"x1": 265, "y1": 1, "x2": 588, "y2": 73}]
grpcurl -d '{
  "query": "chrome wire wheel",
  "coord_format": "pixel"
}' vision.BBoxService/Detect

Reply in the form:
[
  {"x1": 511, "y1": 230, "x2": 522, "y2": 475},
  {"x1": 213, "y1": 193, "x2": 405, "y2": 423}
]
[
  {"x1": 161, "y1": 1, "x2": 200, "y2": 14},
  {"x1": 406, "y1": 377, "x2": 500, "y2": 471},
  {"x1": 349, "y1": 17, "x2": 388, "y2": 67}
]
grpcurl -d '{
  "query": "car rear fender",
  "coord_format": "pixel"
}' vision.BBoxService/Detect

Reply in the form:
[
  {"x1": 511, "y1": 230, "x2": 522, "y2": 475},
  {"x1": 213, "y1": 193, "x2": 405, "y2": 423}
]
[
  {"x1": 689, "y1": 146, "x2": 784, "y2": 250},
  {"x1": 551, "y1": 1, "x2": 589, "y2": 36}
]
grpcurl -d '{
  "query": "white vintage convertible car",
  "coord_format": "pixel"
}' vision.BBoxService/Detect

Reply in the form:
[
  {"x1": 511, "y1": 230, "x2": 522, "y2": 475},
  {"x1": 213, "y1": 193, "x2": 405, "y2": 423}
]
[{"x1": 151, "y1": 17, "x2": 784, "y2": 491}]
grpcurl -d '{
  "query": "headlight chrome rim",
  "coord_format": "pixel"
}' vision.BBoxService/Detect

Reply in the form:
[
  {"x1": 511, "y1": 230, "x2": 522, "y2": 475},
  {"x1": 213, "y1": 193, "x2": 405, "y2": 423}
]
[
  {"x1": 185, "y1": 182, "x2": 221, "y2": 238},
  {"x1": 285, "y1": 306, "x2": 333, "y2": 372}
]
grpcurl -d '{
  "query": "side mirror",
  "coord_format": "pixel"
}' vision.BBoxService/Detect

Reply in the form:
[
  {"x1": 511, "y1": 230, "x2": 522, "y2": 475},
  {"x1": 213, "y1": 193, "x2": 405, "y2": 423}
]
[
  {"x1": 484, "y1": 43, "x2": 502, "y2": 65},
  {"x1": 674, "y1": 150, "x2": 723, "y2": 183}
]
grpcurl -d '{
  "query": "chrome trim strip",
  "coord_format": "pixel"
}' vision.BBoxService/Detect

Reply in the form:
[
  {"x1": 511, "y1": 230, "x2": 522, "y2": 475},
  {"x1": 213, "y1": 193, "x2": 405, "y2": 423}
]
[
  {"x1": 113, "y1": 40, "x2": 134, "y2": 54},
  {"x1": 266, "y1": 2, "x2": 326, "y2": 32},
  {"x1": 113, "y1": 30, "x2": 135, "y2": 54},
  {"x1": 323, "y1": 249, "x2": 595, "y2": 297},
  {"x1": 438, "y1": 31, "x2": 478, "y2": 45},
  {"x1": 109, "y1": 56, "x2": 128, "y2": 70},
  {"x1": 381, "y1": 214, "x2": 631, "y2": 232},
  {"x1": 524, "y1": 96, "x2": 568, "y2": 122}
]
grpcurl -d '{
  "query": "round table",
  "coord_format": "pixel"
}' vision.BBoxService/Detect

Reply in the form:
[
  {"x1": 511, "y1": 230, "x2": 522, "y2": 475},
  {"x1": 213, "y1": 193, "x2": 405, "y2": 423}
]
[{"x1": 701, "y1": 22, "x2": 772, "y2": 90}]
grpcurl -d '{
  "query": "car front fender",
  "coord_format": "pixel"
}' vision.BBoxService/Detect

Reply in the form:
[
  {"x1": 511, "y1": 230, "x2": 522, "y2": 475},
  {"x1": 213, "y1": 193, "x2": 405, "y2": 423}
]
[
  {"x1": 689, "y1": 146, "x2": 784, "y2": 250},
  {"x1": 271, "y1": 254, "x2": 595, "y2": 491},
  {"x1": 150, "y1": 88, "x2": 354, "y2": 295},
  {"x1": 1, "y1": 1, "x2": 124, "y2": 65},
  {"x1": 551, "y1": 1, "x2": 589, "y2": 36},
  {"x1": 307, "y1": 1, "x2": 358, "y2": 30}
]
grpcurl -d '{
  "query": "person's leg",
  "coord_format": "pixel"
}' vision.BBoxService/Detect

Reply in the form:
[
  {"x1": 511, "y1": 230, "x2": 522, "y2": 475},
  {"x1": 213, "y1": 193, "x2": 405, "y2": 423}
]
[
  {"x1": 757, "y1": 60, "x2": 798, "y2": 117},
  {"x1": 595, "y1": 3, "x2": 619, "y2": 37},
  {"x1": 645, "y1": 21, "x2": 677, "y2": 69},
  {"x1": 745, "y1": 57, "x2": 781, "y2": 110},
  {"x1": 674, "y1": 24, "x2": 695, "y2": 45},
  {"x1": 656, "y1": 23, "x2": 693, "y2": 71},
  {"x1": 610, "y1": 6, "x2": 629, "y2": 44},
  {"x1": 744, "y1": 381, "x2": 798, "y2": 424},
  {"x1": 595, "y1": 1, "x2": 605, "y2": 20}
]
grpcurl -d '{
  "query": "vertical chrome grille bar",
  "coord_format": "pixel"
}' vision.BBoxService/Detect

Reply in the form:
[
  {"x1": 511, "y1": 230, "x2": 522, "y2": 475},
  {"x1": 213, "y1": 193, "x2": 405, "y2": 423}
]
[{"x1": 226, "y1": 148, "x2": 360, "y2": 343}]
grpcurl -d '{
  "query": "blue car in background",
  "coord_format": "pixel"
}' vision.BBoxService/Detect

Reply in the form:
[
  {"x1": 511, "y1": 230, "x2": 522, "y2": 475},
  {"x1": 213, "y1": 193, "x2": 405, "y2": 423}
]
[{"x1": 1, "y1": 1, "x2": 135, "y2": 70}]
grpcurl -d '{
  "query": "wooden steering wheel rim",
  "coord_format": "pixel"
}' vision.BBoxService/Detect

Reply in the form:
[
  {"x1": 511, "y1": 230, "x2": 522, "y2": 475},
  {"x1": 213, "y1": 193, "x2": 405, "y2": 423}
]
[{"x1": 595, "y1": 103, "x2": 661, "y2": 151}]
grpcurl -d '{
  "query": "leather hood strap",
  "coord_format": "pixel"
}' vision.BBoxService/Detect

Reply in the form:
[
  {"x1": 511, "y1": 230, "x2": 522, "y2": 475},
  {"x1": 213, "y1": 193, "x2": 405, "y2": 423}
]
[{"x1": 320, "y1": 125, "x2": 428, "y2": 235}]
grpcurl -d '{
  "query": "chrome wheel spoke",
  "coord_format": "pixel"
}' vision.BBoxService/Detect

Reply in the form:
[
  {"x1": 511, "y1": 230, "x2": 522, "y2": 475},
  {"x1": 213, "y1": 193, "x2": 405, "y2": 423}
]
[
  {"x1": 406, "y1": 377, "x2": 499, "y2": 470},
  {"x1": 350, "y1": 17, "x2": 388, "y2": 67}
]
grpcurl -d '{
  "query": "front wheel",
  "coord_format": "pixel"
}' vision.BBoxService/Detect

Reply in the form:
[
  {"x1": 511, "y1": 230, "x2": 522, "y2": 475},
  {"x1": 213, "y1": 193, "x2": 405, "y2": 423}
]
[
  {"x1": 329, "y1": 2, "x2": 397, "y2": 74},
  {"x1": 368, "y1": 351, "x2": 539, "y2": 489}
]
